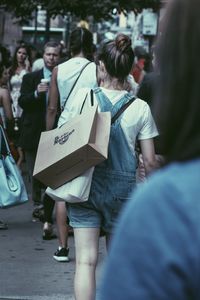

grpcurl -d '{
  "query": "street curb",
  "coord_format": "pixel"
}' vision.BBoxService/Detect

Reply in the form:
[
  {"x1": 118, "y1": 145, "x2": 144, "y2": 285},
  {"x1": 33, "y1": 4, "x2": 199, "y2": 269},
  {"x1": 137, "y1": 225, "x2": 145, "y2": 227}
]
[{"x1": 0, "y1": 295, "x2": 74, "y2": 300}]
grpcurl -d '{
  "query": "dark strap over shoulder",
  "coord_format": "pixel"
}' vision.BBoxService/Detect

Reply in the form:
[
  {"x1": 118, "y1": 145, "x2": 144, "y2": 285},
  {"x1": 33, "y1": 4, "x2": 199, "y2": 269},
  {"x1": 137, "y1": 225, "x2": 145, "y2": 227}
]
[
  {"x1": 62, "y1": 61, "x2": 92, "y2": 111},
  {"x1": 80, "y1": 90, "x2": 135, "y2": 122},
  {"x1": 111, "y1": 97, "x2": 135, "y2": 124}
]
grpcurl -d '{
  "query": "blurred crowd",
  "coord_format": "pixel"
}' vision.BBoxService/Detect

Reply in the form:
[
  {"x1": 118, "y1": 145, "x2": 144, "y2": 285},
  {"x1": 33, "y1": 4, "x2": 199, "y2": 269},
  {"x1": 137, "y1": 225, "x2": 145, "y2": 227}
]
[
  {"x1": 0, "y1": 38, "x2": 152, "y2": 174},
  {"x1": 2, "y1": 1, "x2": 198, "y2": 297}
]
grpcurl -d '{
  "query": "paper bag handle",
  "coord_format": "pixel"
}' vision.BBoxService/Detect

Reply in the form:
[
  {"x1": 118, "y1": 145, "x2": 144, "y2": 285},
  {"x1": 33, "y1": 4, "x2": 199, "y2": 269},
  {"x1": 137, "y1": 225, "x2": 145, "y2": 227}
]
[{"x1": 79, "y1": 89, "x2": 94, "y2": 114}]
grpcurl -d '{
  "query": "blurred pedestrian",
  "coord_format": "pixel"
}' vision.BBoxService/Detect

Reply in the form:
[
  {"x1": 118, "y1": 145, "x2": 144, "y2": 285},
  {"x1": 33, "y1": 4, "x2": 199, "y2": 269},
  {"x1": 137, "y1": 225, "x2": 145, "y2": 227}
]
[
  {"x1": 136, "y1": 47, "x2": 164, "y2": 182},
  {"x1": 131, "y1": 46, "x2": 148, "y2": 84},
  {"x1": 8, "y1": 44, "x2": 31, "y2": 169},
  {"x1": 18, "y1": 42, "x2": 60, "y2": 225},
  {"x1": 100, "y1": 0, "x2": 200, "y2": 299},
  {"x1": 9, "y1": 44, "x2": 31, "y2": 124}
]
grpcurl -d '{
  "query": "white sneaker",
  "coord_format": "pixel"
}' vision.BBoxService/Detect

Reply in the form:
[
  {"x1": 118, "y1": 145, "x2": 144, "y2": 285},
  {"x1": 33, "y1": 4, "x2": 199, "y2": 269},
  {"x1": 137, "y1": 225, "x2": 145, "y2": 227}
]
[{"x1": 53, "y1": 247, "x2": 70, "y2": 262}]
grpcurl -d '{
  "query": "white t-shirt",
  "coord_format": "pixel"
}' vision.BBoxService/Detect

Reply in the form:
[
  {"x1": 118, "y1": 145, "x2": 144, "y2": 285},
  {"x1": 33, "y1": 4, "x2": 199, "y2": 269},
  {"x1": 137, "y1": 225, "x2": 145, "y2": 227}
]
[
  {"x1": 60, "y1": 87, "x2": 158, "y2": 156},
  {"x1": 57, "y1": 57, "x2": 97, "y2": 127},
  {"x1": 32, "y1": 58, "x2": 44, "y2": 72}
]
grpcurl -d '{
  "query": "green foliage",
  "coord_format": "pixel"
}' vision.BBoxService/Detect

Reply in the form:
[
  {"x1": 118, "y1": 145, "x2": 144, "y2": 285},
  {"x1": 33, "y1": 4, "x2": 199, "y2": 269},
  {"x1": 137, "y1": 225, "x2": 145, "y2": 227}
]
[
  {"x1": 43, "y1": 0, "x2": 161, "y2": 20},
  {"x1": 0, "y1": 0, "x2": 161, "y2": 22},
  {"x1": 0, "y1": 0, "x2": 38, "y2": 22}
]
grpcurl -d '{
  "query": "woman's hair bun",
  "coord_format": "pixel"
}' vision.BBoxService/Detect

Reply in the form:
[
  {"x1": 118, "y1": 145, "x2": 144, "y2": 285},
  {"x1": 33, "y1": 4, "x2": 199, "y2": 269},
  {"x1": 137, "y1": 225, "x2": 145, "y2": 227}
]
[{"x1": 115, "y1": 34, "x2": 132, "y2": 52}]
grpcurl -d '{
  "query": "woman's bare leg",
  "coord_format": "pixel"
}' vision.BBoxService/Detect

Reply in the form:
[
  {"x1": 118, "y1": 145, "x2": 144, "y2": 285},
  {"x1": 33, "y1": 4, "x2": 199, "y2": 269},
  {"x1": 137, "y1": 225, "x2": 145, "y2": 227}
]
[
  {"x1": 56, "y1": 201, "x2": 68, "y2": 248},
  {"x1": 74, "y1": 227, "x2": 100, "y2": 300}
]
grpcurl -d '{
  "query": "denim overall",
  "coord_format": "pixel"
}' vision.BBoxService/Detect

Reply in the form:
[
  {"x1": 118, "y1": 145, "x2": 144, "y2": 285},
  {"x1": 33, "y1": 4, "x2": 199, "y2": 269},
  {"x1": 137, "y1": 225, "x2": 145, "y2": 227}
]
[{"x1": 68, "y1": 88, "x2": 137, "y2": 232}]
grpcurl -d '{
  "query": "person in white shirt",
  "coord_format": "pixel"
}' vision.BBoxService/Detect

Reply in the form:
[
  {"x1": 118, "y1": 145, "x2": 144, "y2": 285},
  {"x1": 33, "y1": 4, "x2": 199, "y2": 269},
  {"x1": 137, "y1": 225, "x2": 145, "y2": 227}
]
[
  {"x1": 18, "y1": 42, "x2": 60, "y2": 226},
  {"x1": 46, "y1": 27, "x2": 97, "y2": 263}
]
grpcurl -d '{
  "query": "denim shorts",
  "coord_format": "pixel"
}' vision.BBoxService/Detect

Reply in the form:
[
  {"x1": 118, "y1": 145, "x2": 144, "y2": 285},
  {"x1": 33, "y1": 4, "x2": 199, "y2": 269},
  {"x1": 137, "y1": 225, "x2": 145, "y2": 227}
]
[{"x1": 67, "y1": 169, "x2": 136, "y2": 233}]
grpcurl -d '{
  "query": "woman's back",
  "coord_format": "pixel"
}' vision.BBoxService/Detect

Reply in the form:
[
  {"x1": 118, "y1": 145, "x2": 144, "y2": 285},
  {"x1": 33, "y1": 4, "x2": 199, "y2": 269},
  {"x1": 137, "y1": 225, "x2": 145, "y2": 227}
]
[{"x1": 57, "y1": 57, "x2": 97, "y2": 126}]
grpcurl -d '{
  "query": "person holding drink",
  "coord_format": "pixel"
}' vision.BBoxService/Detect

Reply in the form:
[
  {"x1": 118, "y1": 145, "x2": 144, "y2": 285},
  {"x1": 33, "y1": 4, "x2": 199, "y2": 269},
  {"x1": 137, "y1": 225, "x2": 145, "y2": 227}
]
[{"x1": 18, "y1": 42, "x2": 60, "y2": 225}]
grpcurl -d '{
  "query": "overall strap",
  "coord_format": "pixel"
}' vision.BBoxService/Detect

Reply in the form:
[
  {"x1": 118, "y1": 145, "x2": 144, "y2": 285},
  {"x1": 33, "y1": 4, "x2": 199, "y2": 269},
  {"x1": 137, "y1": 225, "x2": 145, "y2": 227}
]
[
  {"x1": 62, "y1": 61, "x2": 92, "y2": 111},
  {"x1": 93, "y1": 87, "x2": 113, "y2": 112},
  {"x1": 94, "y1": 88, "x2": 135, "y2": 123},
  {"x1": 80, "y1": 88, "x2": 135, "y2": 122},
  {"x1": 111, "y1": 97, "x2": 135, "y2": 124}
]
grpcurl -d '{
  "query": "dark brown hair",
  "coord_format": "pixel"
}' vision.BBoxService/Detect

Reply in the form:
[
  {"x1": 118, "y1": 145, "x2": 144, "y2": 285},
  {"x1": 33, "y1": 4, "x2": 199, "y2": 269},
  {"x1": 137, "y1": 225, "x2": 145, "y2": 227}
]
[
  {"x1": 69, "y1": 27, "x2": 94, "y2": 60},
  {"x1": 0, "y1": 62, "x2": 5, "y2": 78},
  {"x1": 153, "y1": 0, "x2": 200, "y2": 162},
  {"x1": 98, "y1": 34, "x2": 134, "y2": 81},
  {"x1": 9, "y1": 45, "x2": 31, "y2": 77},
  {"x1": 44, "y1": 41, "x2": 60, "y2": 53}
]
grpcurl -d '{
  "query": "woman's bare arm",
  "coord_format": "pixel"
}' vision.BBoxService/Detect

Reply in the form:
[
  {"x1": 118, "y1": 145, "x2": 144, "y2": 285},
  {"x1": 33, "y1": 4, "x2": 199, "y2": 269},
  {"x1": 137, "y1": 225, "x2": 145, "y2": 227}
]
[
  {"x1": 1, "y1": 88, "x2": 13, "y2": 120},
  {"x1": 140, "y1": 138, "x2": 158, "y2": 175}
]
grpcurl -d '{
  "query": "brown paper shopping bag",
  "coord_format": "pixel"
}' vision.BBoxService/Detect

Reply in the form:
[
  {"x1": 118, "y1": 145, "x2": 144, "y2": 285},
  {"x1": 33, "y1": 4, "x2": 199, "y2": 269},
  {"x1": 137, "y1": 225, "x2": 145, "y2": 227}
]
[{"x1": 33, "y1": 105, "x2": 111, "y2": 189}]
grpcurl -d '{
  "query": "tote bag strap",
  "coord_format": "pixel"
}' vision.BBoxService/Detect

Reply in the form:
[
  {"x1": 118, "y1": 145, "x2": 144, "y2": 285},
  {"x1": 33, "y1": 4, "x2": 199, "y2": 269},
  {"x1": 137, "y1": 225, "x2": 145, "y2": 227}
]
[
  {"x1": 111, "y1": 97, "x2": 135, "y2": 124},
  {"x1": 0, "y1": 125, "x2": 11, "y2": 156},
  {"x1": 61, "y1": 61, "x2": 92, "y2": 111}
]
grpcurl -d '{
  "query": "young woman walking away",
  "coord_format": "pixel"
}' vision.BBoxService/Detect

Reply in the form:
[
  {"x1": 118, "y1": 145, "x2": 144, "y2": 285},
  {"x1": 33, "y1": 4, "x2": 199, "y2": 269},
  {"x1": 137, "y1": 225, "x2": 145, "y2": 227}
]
[
  {"x1": 62, "y1": 33, "x2": 158, "y2": 300},
  {"x1": 100, "y1": 0, "x2": 200, "y2": 299}
]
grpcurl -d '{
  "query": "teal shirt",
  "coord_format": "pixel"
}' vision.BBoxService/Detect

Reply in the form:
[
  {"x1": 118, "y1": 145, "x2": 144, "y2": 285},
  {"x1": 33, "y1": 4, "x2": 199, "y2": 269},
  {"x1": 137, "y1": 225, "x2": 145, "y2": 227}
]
[{"x1": 100, "y1": 159, "x2": 200, "y2": 300}]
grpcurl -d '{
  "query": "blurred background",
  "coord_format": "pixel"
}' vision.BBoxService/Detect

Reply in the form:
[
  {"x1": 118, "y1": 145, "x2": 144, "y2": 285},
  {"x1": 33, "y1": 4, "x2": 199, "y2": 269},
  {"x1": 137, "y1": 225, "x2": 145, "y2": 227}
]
[{"x1": 0, "y1": 0, "x2": 167, "y2": 64}]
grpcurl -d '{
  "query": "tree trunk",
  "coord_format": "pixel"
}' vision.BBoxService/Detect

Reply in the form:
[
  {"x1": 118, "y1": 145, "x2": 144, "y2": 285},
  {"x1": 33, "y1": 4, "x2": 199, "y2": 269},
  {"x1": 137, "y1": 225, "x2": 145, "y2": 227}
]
[{"x1": 45, "y1": 11, "x2": 50, "y2": 43}]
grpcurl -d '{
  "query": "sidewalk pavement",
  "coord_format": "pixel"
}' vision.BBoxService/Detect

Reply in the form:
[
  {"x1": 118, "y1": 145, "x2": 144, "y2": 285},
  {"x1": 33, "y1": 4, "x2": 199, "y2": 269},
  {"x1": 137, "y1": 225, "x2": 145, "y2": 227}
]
[{"x1": 0, "y1": 169, "x2": 106, "y2": 300}]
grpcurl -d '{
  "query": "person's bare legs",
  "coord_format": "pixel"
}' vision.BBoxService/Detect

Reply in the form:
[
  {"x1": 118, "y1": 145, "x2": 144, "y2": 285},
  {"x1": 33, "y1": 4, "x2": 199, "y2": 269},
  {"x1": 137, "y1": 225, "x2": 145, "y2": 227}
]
[
  {"x1": 56, "y1": 201, "x2": 68, "y2": 248},
  {"x1": 74, "y1": 227, "x2": 100, "y2": 300}
]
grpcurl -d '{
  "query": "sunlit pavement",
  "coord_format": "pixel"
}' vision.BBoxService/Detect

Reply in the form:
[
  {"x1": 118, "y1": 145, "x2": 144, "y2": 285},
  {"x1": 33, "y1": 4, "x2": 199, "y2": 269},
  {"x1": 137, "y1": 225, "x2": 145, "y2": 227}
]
[{"x1": 0, "y1": 164, "x2": 106, "y2": 300}]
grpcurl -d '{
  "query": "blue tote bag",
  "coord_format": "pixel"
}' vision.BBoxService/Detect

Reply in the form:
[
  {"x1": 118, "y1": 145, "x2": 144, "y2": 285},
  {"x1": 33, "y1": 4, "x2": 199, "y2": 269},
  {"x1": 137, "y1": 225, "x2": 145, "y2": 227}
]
[{"x1": 0, "y1": 125, "x2": 28, "y2": 208}]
